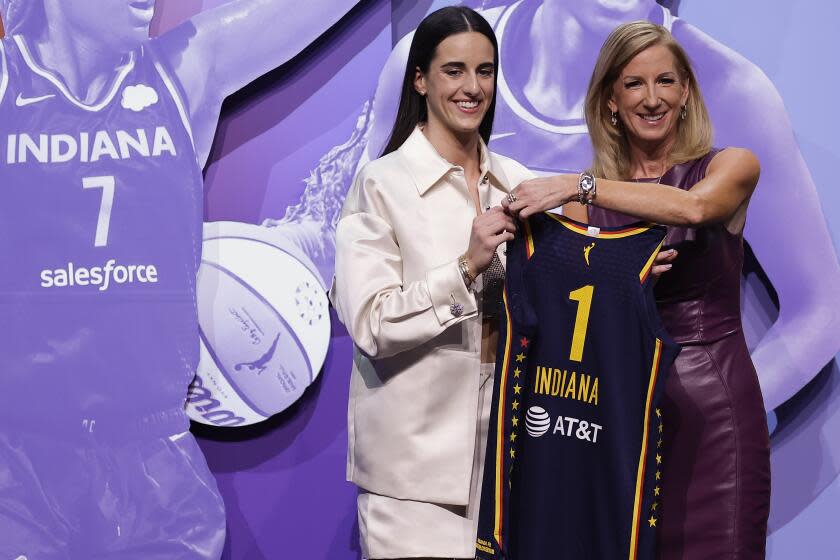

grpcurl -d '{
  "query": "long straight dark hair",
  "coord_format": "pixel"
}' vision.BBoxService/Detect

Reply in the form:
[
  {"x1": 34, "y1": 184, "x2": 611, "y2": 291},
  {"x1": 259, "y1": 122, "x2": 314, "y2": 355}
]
[{"x1": 381, "y1": 6, "x2": 499, "y2": 157}]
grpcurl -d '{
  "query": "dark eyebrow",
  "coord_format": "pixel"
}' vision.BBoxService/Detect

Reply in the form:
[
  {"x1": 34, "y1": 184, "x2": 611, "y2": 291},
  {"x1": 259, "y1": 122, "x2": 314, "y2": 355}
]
[{"x1": 440, "y1": 61, "x2": 495, "y2": 70}]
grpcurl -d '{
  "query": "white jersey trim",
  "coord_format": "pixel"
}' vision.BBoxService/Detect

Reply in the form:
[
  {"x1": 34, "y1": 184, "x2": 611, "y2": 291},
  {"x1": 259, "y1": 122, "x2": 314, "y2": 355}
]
[
  {"x1": 151, "y1": 56, "x2": 196, "y2": 153},
  {"x1": 496, "y1": 0, "x2": 589, "y2": 136},
  {"x1": 13, "y1": 35, "x2": 135, "y2": 112},
  {"x1": 0, "y1": 40, "x2": 8, "y2": 107}
]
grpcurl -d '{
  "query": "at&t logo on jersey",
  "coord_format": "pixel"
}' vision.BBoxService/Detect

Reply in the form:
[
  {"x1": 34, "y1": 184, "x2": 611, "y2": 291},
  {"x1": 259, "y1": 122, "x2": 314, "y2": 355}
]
[
  {"x1": 40, "y1": 259, "x2": 159, "y2": 291},
  {"x1": 526, "y1": 406, "x2": 551, "y2": 437},
  {"x1": 525, "y1": 405, "x2": 604, "y2": 444}
]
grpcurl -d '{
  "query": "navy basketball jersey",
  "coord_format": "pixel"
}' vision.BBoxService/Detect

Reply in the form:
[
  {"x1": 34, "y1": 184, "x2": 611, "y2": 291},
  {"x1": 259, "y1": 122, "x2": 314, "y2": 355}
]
[
  {"x1": 0, "y1": 36, "x2": 202, "y2": 432},
  {"x1": 476, "y1": 213, "x2": 680, "y2": 560}
]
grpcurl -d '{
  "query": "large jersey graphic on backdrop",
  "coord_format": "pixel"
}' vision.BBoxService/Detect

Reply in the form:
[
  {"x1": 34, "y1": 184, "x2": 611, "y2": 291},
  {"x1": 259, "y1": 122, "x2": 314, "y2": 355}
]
[{"x1": 0, "y1": 0, "x2": 357, "y2": 557}]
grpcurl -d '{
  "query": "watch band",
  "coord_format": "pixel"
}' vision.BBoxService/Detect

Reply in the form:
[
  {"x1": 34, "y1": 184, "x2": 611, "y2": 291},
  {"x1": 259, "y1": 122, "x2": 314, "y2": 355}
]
[{"x1": 577, "y1": 171, "x2": 597, "y2": 205}]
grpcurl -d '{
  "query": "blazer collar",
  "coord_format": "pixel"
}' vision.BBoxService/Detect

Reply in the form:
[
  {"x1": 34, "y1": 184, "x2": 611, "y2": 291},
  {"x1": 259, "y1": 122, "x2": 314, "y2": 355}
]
[{"x1": 398, "y1": 126, "x2": 513, "y2": 196}]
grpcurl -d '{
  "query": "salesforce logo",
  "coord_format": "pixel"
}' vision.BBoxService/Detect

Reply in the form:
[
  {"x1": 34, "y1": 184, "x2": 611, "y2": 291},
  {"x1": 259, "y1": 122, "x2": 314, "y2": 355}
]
[
  {"x1": 40, "y1": 259, "x2": 159, "y2": 291},
  {"x1": 526, "y1": 406, "x2": 551, "y2": 437}
]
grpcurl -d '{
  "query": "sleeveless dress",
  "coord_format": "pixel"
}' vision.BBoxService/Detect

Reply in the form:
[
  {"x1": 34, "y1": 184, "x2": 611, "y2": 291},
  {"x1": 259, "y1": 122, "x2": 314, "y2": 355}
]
[{"x1": 589, "y1": 151, "x2": 771, "y2": 559}]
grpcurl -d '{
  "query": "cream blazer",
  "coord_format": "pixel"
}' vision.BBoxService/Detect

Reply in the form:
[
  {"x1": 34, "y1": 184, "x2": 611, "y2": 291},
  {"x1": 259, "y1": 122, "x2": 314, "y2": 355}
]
[{"x1": 330, "y1": 127, "x2": 534, "y2": 505}]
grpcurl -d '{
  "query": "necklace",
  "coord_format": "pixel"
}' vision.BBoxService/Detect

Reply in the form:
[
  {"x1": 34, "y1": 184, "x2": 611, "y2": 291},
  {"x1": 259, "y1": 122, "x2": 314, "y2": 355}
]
[
  {"x1": 632, "y1": 162, "x2": 668, "y2": 184},
  {"x1": 632, "y1": 174, "x2": 664, "y2": 184}
]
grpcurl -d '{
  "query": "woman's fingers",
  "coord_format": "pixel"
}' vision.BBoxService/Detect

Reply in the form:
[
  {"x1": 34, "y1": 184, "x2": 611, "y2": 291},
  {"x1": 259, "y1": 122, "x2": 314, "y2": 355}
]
[
  {"x1": 491, "y1": 230, "x2": 516, "y2": 245},
  {"x1": 506, "y1": 184, "x2": 544, "y2": 216},
  {"x1": 479, "y1": 207, "x2": 517, "y2": 233},
  {"x1": 654, "y1": 248, "x2": 678, "y2": 265},
  {"x1": 506, "y1": 176, "x2": 570, "y2": 218},
  {"x1": 651, "y1": 249, "x2": 678, "y2": 277}
]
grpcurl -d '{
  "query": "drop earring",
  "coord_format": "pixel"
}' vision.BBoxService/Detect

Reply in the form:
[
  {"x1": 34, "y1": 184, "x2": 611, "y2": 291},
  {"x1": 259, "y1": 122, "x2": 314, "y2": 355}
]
[
  {"x1": 610, "y1": 111, "x2": 618, "y2": 126},
  {"x1": 681, "y1": 105, "x2": 687, "y2": 120}
]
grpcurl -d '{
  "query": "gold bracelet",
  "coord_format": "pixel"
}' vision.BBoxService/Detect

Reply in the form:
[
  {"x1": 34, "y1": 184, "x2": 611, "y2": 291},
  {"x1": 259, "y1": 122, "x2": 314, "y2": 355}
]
[{"x1": 458, "y1": 254, "x2": 475, "y2": 287}]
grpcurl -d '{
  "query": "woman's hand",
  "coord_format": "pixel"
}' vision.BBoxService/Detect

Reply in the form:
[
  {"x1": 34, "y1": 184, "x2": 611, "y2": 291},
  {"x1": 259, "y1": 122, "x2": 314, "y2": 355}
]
[
  {"x1": 503, "y1": 175, "x2": 578, "y2": 219},
  {"x1": 500, "y1": 174, "x2": 678, "y2": 278},
  {"x1": 464, "y1": 206, "x2": 517, "y2": 276},
  {"x1": 651, "y1": 248, "x2": 678, "y2": 277}
]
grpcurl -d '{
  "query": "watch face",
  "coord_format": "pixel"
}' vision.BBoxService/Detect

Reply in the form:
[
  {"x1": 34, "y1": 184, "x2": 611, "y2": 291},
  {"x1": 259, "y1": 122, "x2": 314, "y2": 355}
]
[{"x1": 581, "y1": 174, "x2": 595, "y2": 192}]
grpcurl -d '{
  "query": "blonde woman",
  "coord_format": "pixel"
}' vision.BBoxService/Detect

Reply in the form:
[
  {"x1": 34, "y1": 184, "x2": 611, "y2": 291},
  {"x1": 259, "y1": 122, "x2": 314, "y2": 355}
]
[{"x1": 506, "y1": 21, "x2": 771, "y2": 559}]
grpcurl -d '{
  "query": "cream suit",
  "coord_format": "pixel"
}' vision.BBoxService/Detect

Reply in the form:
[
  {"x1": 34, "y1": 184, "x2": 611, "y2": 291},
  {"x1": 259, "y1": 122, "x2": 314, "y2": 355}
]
[{"x1": 330, "y1": 127, "x2": 534, "y2": 558}]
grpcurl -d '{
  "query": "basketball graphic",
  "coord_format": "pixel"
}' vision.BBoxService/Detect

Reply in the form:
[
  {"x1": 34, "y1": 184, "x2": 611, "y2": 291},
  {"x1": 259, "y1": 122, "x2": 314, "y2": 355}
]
[{"x1": 186, "y1": 221, "x2": 330, "y2": 427}]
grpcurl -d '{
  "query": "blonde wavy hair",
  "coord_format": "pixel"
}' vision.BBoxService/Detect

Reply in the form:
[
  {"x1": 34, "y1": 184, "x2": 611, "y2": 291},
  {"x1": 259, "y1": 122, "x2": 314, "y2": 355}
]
[{"x1": 584, "y1": 21, "x2": 712, "y2": 180}]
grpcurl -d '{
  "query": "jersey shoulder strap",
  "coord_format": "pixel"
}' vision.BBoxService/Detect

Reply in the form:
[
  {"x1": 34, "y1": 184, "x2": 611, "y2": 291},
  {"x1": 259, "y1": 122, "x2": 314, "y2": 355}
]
[
  {"x1": 144, "y1": 40, "x2": 196, "y2": 152},
  {"x1": 0, "y1": 38, "x2": 9, "y2": 107}
]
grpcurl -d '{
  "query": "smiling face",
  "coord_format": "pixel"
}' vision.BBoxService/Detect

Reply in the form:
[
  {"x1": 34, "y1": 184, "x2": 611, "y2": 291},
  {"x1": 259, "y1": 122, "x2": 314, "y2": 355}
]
[
  {"x1": 608, "y1": 44, "x2": 689, "y2": 151},
  {"x1": 414, "y1": 31, "x2": 496, "y2": 141}
]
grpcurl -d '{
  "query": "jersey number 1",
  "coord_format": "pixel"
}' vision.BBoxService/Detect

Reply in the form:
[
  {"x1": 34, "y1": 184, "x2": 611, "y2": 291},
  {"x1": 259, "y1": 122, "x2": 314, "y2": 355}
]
[
  {"x1": 568, "y1": 285, "x2": 594, "y2": 362},
  {"x1": 83, "y1": 176, "x2": 115, "y2": 247}
]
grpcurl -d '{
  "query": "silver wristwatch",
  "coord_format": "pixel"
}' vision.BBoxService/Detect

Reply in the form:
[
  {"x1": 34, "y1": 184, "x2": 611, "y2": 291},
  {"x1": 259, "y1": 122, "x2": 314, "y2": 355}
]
[{"x1": 577, "y1": 171, "x2": 597, "y2": 205}]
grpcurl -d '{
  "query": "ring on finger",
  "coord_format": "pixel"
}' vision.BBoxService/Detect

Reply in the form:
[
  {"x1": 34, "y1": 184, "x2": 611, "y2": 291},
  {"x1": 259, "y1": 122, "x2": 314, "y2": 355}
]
[{"x1": 507, "y1": 192, "x2": 518, "y2": 204}]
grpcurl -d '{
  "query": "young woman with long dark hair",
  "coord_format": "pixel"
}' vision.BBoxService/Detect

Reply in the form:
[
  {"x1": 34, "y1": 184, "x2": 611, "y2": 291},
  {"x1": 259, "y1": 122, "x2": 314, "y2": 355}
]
[{"x1": 331, "y1": 6, "x2": 584, "y2": 559}]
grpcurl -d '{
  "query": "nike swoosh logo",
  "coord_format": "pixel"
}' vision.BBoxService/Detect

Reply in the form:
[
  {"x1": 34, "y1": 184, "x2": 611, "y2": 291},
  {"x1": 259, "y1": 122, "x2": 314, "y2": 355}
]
[
  {"x1": 15, "y1": 93, "x2": 56, "y2": 107},
  {"x1": 490, "y1": 132, "x2": 516, "y2": 141}
]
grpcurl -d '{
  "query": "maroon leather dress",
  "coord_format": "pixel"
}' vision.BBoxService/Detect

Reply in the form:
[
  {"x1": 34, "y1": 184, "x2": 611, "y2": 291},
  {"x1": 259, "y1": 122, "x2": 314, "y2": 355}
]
[{"x1": 589, "y1": 151, "x2": 771, "y2": 559}]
